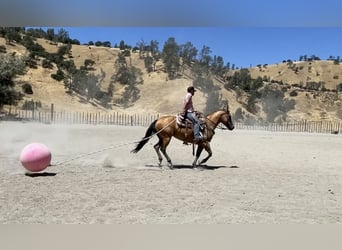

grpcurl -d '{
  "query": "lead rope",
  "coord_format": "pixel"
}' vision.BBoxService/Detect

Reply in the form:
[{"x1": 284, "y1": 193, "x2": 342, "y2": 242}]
[{"x1": 51, "y1": 118, "x2": 176, "y2": 166}]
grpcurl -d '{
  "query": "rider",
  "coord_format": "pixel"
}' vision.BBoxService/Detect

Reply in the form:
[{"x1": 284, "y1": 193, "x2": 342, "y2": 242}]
[{"x1": 182, "y1": 86, "x2": 205, "y2": 142}]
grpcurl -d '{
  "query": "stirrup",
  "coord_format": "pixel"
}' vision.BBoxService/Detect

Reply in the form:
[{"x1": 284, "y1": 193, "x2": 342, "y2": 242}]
[{"x1": 194, "y1": 136, "x2": 206, "y2": 142}]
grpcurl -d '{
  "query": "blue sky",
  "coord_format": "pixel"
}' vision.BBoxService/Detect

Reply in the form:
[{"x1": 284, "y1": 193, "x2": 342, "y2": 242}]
[
  {"x1": 5, "y1": 0, "x2": 342, "y2": 68},
  {"x1": 47, "y1": 27, "x2": 342, "y2": 68}
]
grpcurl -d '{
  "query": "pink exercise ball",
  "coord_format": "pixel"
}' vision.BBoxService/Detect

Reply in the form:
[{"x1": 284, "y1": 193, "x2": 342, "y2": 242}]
[{"x1": 20, "y1": 143, "x2": 52, "y2": 172}]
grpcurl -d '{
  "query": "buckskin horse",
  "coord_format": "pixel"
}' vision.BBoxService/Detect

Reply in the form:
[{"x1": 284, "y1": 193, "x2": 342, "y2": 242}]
[{"x1": 131, "y1": 105, "x2": 235, "y2": 168}]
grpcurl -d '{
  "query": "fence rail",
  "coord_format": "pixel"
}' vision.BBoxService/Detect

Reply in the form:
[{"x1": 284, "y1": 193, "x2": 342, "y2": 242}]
[
  {"x1": 1, "y1": 108, "x2": 341, "y2": 134},
  {"x1": 1, "y1": 109, "x2": 160, "y2": 127},
  {"x1": 234, "y1": 120, "x2": 342, "y2": 134}
]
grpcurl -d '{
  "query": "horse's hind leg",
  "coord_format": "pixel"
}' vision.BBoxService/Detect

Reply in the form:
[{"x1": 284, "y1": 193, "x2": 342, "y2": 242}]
[
  {"x1": 160, "y1": 148, "x2": 172, "y2": 168},
  {"x1": 160, "y1": 137, "x2": 173, "y2": 168},
  {"x1": 153, "y1": 142, "x2": 163, "y2": 166},
  {"x1": 153, "y1": 136, "x2": 173, "y2": 168}
]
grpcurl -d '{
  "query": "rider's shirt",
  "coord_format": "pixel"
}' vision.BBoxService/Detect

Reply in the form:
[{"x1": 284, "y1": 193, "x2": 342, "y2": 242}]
[{"x1": 183, "y1": 93, "x2": 194, "y2": 112}]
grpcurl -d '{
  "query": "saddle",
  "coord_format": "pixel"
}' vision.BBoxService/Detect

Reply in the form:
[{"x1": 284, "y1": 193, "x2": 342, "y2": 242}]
[{"x1": 176, "y1": 111, "x2": 206, "y2": 130}]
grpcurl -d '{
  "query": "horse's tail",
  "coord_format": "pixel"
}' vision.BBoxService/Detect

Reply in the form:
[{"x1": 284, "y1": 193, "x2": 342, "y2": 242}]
[{"x1": 131, "y1": 119, "x2": 158, "y2": 153}]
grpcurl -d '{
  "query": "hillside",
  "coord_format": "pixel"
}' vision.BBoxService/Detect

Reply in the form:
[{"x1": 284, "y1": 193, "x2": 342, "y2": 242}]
[
  {"x1": 248, "y1": 61, "x2": 342, "y2": 121},
  {"x1": 1, "y1": 36, "x2": 342, "y2": 122}
]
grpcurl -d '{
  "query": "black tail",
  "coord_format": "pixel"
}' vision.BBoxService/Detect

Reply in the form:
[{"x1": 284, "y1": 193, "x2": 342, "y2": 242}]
[{"x1": 131, "y1": 120, "x2": 158, "y2": 153}]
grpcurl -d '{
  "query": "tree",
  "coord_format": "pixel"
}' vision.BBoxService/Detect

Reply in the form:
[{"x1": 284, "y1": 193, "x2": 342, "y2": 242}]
[
  {"x1": 24, "y1": 28, "x2": 46, "y2": 39},
  {"x1": 136, "y1": 39, "x2": 147, "y2": 58},
  {"x1": 113, "y1": 52, "x2": 143, "y2": 106},
  {"x1": 21, "y1": 83, "x2": 33, "y2": 94},
  {"x1": 108, "y1": 82, "x2": 114, "y2": 97},
  {"x1": 0, "y1": 27, "x2": 23, "y2": 44},
  {"x1": 336, "y1": 83, "x2": 342, "y2": 92},
  {"x1": 57, "y1": 44, "x2": 72, "y2": 57},
  {"x1": 119, "y1": 40, "x2": 125, "y2": 50},
  {"x1": 5, "y1": 28, "x2": 22, "y2": 44},
  {"x1": 162, "y1": 37, "x2": 180, "y2": 80},
  {"x1": 84, "y1": 73, "x2": 100, "y2": 100},
  {"x1": 95, "y1": 41, "x2": 102, "y2": 46},
  {"x1": 211, "y1": 55, "x2": 224, "y2": 75},
  {"x1": 150, "y1": 40, "x2": 159, "y2": 57},
  {"x1": 81, "y1": 59, "x2": 95, "y2": 70},
  {"x1": 225, "y1": 68, "x2": 253, "y2": 91},
  {"x1": 199, "y1": 45, "x2": 212, "y2": 66},
  {"x1": 0, "y1": 54, "x2": 27, "y2": 108},
  {"x1": 46, "y1": 28, "x2": 55, "y2": 42},
  {"x1": 179, "y1": 41, "x2": 198, "y2": 72},
  {"x1": 144, "y1": 56, "x2": 154, "y2": 73},
  {"x1": 71, "y1": 39, "x2": 80, "y2": 45},
  {"x1": 61, "y1": 60, "x2": 77, "y2": 92},
  {"x1": 103, "y1": 41, "x2": 111, "y2": 48},
  {"x1": 51, "y1": 69, "x2": 64, "y2": 81},
  {"x1": 149, "y1": 40, "x2": 160, "y2": 71},
  {"x1": 56, "y1": 28, "x2": 70, "y2": 44},
  {"x1": 114, "y1": 53, "x2": 128, "y2": 83},
  {"x1": 118, "y1": 65, "x2": 143, "y2": 107},
  {"x1": 114, "y1": 52, "x2": 143, "y2": 85},
  {"x1": 246, "y1": 91, "x2": 260, "y2": 114},
  {"x1": 334, "y1": 56, "x2": 340, "y2": 65}
]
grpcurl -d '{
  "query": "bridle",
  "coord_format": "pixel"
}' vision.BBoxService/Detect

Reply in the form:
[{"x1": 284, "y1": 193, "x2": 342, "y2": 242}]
[{"x1": 205, "y1": 110, "x2": 232, "y2": 131}]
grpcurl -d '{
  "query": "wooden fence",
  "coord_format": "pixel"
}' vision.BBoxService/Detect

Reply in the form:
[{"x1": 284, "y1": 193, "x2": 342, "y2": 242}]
[
  {"x1": 1, "y1": 108, "x2": 341, "y2": 134},
  {"x1": 1, "y1": 109, "x2": 159, "y2": 127},
  {"x1": 235, "y1": 120, "x2": 342, "y2": 134}
]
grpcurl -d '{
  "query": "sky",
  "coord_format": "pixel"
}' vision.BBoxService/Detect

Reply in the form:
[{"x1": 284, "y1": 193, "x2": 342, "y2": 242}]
[
  {"x1": 4, "y1": 0, "x2": 342, "y2": 68},
  {"x1": 48, "y1": 27, "x2": 342, "y2": 69}
]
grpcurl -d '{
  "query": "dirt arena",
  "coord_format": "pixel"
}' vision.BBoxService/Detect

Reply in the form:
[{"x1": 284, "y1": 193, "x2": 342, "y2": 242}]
[{"x1": 1, "y1": 121, "x2": 342, "y2": 224}]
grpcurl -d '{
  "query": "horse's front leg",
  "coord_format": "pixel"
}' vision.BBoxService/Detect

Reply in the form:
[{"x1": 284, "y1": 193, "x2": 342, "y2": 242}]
[
  {"x1": 192, "y1": 145, "x2": 204, "y2": 168},
  {"x1": 198, "y1": 142, "x2": 212, "y2": 165}
]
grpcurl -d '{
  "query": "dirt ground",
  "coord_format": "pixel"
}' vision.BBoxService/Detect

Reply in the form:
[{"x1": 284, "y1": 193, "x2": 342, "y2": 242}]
[{"x1": 1, "y1": 121, "x2": 342, "y2": 224}]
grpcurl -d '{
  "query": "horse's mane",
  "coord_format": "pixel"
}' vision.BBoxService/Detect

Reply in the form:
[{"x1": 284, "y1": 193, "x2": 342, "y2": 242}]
[{"x1": 206, "y1": 109, "x2": 226, "y2": 117}]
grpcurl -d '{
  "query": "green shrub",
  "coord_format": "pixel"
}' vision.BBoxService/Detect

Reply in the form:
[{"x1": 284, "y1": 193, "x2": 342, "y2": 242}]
[
  {"x1": 0, "y1": 45, "x2": 6, "y2": 53},
  {"x1": 22, "y1": 83, "x2": 33, "y2": 94},
  {"x1": 42, "y1": 59, "x2": 53, "y2": 69},
  {"x1": 289, "y1": 90, "x2": 298, "y2": 97},
  {"x1": 51, "y1": 69, "x2": 64, "y2": 81}
]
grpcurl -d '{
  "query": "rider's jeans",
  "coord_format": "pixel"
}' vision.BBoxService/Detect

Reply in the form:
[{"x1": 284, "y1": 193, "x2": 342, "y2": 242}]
[{"x1": 185, "y1": 112, "x2": 201, "y2": 139}]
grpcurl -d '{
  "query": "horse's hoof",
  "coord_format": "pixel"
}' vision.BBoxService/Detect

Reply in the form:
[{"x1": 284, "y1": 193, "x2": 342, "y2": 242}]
[{"x1": 167, "y1": 162, "x2": 173, "y2": 169}]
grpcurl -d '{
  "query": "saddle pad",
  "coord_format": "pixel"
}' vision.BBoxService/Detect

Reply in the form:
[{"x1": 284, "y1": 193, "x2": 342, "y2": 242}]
[{"x1": 176, "y1": 113, "x2": 192, "y2": 127}]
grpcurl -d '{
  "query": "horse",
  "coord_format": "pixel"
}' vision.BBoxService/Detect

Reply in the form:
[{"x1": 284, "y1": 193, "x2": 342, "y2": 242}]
[{"x1": 131, "y1": 105, "x2": 235, "y2": 168}]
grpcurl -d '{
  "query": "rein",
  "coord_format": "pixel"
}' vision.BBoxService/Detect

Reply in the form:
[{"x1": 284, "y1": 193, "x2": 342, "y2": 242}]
[
  {"x1": 205, "y1": 111, "x2": 229, "y2": 131},
  {"x1": 52, "y1": 118, "x2": 177, "y2": 167},
  {"x1": 149, "y1": 117, "x2": 176, "y2": 138}
]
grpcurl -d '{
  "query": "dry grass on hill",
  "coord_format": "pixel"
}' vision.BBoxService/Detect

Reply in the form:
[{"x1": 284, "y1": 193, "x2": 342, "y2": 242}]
[{"x1": 1, "y1": 37, "x2": 342, "y2": 121}]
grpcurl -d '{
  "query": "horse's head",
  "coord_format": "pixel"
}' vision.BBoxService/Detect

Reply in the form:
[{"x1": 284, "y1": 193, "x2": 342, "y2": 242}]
[
  {"x1": 222, "y1": 104, "x2": 234, "y2": 130},
  {"x1": 206, "y1": 103, "x2": 235, "y2": 130}
]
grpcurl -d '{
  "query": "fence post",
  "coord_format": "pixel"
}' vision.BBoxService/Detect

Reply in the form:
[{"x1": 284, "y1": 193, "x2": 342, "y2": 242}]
[
  {"x1": 50, "y1": 104, "x2": 54, "y2": 123},
  {"x1": 304, "y1": 120, "x2": 307, "y2": 132}
]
